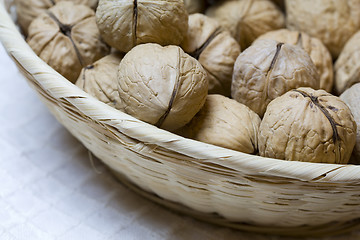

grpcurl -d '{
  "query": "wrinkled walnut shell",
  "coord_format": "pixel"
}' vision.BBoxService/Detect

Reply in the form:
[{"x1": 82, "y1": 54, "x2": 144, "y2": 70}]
[
  {"x1": 206, "y1": 0, "x2": 285, "y2": 50},
  {"x1": 259, "y1": 87, "x2": 357, "y2": 164},
  {"x1": 334, "y1": 31, "x2": 360, "y2": 95},
  {"x1": 117, "y1": 43, "x2": 208, "y2": 131},
  {"x1": 286, "y1": 0, "x2": 360, "y2": 59},
  {"x1": 14, "y1": 0, "x2": 98, "y2": 35},
  {"x1": 27, "y1": 2, "x2": 110, "y2": 83},
  {"x1": 96, "y1": 0, "x2": 188, "y2": 53},
  {"x1": 232, "y1": 39, "x2": 319, "y2": 117},
  {"x1": 340, "y1": 83, "x2": 360, "y2": 161},
  {"x1": 181, "y1": 13, "x2": 240, "y2": 96},
  {"x1": 76, "y1": 53, "x2": 123, "y2": 109},
  {"x1": 256, "y1": 29, "x2": 333, "y2": 92},
  {"x1": 178, "y1": 94, "x2": 260, "y2": 153}
]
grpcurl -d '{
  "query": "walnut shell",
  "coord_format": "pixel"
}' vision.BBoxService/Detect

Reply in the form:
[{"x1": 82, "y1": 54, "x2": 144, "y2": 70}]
[
  {"x1": 334, "y1": 31, "x2": 360, "y2": 95},
  {"x1": 96, "y1": 0, "x2": 188, "y2": 53},
  {"x1": 26, "y1": 2, "x2": 110, "y2": 83},
  {"x1": 181, "y1": 13, "x2": 240, "y2": 96},
  {"x1": 178, "y1": 94, "x2": 260, "y2": 153},
  {"x1": 75, "y1": 53, "x2": 123, "y2": 109},
  {"x1": 14, "y1": 0, "x2": 98, "y2": 35},
  {"x1": 256, "y1": 29, "x2": 334, "y2": 92},
  {"x1": 205, "y1": 0, "x2": 285, "y2": 50},
  {"x1": 232, "y1": 39, "x2": 320, "y2": 118},
  {"x1": 286, "y1": 0, "x2": 360, "y2": 59},
  {"x1": 184, "y1": 0, "x2": 205, "y2": 14},
  {"x1": 340, "y1": 83, "x2": 360, "y2": 161},
  {"x1": 259, "y1": 87, "x2": 357, "y2": 164},
  {"x1": 117, "y1": 43, "x2": 208, "y2": 131}
]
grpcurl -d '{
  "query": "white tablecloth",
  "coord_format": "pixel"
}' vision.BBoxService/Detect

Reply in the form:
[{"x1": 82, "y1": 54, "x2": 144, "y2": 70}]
[{"x1": 1, "y1": 43, "x2": 360, "y2": 240}]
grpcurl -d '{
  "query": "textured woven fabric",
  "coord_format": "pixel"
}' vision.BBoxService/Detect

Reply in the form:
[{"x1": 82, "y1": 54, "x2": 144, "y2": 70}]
[{"x1": 0, "y1": 44, "x2": 360, "y2": 240}]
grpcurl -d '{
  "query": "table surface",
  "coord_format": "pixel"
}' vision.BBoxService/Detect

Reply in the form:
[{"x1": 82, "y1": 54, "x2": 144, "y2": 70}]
[{"x1": 1, "y1": 43, "x2": 360, "y2": 240}]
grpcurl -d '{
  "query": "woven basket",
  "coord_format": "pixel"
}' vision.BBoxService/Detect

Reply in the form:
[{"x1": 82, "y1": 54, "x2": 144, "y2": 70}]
[{"x1": 2, "y1": 0, "x2": 360, "y2": 237}]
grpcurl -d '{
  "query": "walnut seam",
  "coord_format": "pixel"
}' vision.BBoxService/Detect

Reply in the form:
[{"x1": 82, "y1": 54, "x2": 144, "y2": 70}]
[
  {"x1": 293, "y1": 89, "x2": 341, "y2": 163},
  {"x1": 262, "y1": 42, "x2": 283, "y2": 108},
  {"x1": 155, "y1": 47, "x2": 182, "y2": 128},
  {"x1": 189, "y1": 27, "x2": 222, "y2": 60},
  {"x1": 132, "y1": 0, "x2": 138, "y2": 47},
  {"x1": 47, "y1": 11, "x2": 86, "y2": 67}
]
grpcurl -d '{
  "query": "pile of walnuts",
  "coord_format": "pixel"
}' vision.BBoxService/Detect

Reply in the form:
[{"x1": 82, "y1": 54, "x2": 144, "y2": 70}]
[{"x1": 17, "y1": 0, "x2": 360, "y2": 165}]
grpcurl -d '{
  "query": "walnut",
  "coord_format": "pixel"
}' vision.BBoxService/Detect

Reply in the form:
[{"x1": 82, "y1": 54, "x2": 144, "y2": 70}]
[
  {"x1": 184, "y1": 0, "x2": 205, "y2": 14},
  {"x1": 340, "y1": 83, "x2": 360, "y2": 161},
  {"x1": 26, "y1": 2, "x2": 110, "y2": 83},
  {"x1": 286, "y1": 0, "x2": 360, "y2": 59},
  {"x1": 117, "y1": 43, "x2": 208, "y2": 131},
  {"x1": 178, "y1": 94, "x2": 260, "y2": 153},
  {"x1": 259, "y1": 87, "x2": 357, "y2": 164},
  {"x1": 231, "y1": 39, "x2": 319, "y2": 118},
  {"x1": 181, "y1": 14, "x2": 240, "y2": 96},
  {"x1": 76, "y1": 53, "x2": 123, "y2": 109},
  {"x1": 205, "y1": 0, "x2": 285, "y2": 50},
  {"x1": 256, "y1": 29, "x2": 334, "y2": 93},
  {"x1": 96, "y1": 0, "x2": 188, "y2": 53},
  {"x1": 14, "y1": 0, "x2": 98, "y2": 35},
  {"x1": 334, "y1": 31, "x2": 360, "y2": 95}
]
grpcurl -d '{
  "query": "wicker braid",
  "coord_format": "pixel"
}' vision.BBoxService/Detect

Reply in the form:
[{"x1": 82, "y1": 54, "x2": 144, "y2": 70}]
[{"x1": 1, "y1": 0, "x2": 360, "y2": 236}]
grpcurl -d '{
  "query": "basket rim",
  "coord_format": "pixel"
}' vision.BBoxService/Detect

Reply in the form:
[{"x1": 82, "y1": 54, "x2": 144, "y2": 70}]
[{"x1": 1, "y1": 0, "x2": 359, "y2": 183}]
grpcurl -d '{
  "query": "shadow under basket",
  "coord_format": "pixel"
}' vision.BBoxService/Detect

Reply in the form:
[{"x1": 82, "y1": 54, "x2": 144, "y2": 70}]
[{"x1": 1, "y1": 0, "x2": 360, "y2": 237}]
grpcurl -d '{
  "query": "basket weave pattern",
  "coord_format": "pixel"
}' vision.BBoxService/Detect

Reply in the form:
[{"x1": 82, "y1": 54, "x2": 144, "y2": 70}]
[{"x1": 1, "y1": 0, "x2": 360, "y2": 236}]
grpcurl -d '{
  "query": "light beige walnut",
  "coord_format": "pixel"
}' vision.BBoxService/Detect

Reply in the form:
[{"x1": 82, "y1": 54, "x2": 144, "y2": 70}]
[
  {"x1": 179, "y1": 94, "x2": 260, "y2": 153},
  {"x1": 256, "y1": 29, "x2": 333, "y2": 92},
  {"x1": 340, "y1": 83, "x2": 360, "y2": 161},
  {"x1": 232, "y1": 39, "x2": 320, "y2": 118},
  {"x1": 286, "y1": 0, "x2": 360, "y2": 59},
  {"x1": 181, "y1": 14, "x2": 240, "y2": 96},
  {"x1": 259, "y1": 87, "x2": 357, "y2": 164},
  {"x1": 334, "y1": 31, "x2": 360, "y2": 95},
  {"x1": 14, "y1": 0, "x2": 98, "y2": 35},
  {"x1": 117, "y1": 43, "x2": 208, "y2": 131},
  {"x1": 205, "y1": 0, "x2": 285, "y2": 50},
  {"x1": 184, "y1": 0, "x2": 205, "y2": 14},
  {"x1": 27, "y1": 2, "x2": 110, "y2": 83},
  {"x1": 96, "y1": 0, "x2": 188, "y2": 53},
  {"x1": 76, "y1": 53, "x2": 123, "y2": 109}
]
